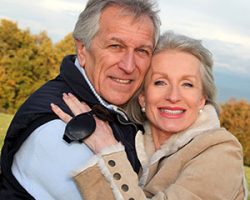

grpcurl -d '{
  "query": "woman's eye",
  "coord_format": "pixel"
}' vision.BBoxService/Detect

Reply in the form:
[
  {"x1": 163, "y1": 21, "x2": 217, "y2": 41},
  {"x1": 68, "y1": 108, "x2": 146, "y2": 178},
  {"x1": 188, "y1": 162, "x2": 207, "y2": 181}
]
[{"x1": 183, "y1": 82, "x2": 193, "y2": 88}]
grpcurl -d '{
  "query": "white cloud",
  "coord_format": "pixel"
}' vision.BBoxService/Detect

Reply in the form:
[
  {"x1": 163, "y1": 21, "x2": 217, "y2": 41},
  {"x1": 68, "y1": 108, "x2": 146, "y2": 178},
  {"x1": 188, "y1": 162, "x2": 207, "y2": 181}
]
[
  {"x1": 159, "y1": 0, "x2": 250, "y2": 46},
  {"x1": 204, "y1": 39, "x2": 250, "y2": 76},
  {"x1": 39, "y1": 0, "x2": 84, "y2": 13},
  {"x1": 0, "y1": 0, "x2": 88, "y2": 42},
  {"x1": 158, "y1": 0, "x2": 250, "y2": 77}
]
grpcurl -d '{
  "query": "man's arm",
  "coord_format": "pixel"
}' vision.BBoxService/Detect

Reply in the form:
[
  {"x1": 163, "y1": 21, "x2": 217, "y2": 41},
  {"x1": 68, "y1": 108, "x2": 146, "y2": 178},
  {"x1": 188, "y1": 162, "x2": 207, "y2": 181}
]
[{"x1": 12, "y1": 119, "x2": 93, "y2": 200}]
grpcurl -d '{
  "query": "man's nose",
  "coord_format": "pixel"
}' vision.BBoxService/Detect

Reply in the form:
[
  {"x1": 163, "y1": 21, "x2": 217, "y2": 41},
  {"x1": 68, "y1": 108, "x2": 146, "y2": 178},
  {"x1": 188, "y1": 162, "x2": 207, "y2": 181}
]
[{"x1": 119, "y1": 51, "x2": 136, "y2": 73}]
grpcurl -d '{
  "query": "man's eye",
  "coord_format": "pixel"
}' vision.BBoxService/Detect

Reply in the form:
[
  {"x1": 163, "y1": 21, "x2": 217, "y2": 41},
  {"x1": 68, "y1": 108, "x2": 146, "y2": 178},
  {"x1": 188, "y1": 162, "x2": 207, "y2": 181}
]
[
  {"x1": 154, "y1": 80, "x2": 166, "y2": 86},
  {"x1": 109, "y1": 44, "x2": 122, "y2": 49},
  {"x1": 136, "y1": 48, "x2": 150, "y2": 56}
]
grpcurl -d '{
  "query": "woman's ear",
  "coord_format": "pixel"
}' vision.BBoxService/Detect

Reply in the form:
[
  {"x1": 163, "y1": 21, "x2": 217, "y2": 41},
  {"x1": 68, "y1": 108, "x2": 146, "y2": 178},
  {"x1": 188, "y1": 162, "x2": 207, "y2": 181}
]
[
  {"x1": 199, "y1": 95, "x2": 206, "y2": 110},
  {"x1": 138, "y1": 92, "x2": 146, "y2": 108},
  {"x1": 75, "y1": 40, "x2": 86, "y2": 67}
]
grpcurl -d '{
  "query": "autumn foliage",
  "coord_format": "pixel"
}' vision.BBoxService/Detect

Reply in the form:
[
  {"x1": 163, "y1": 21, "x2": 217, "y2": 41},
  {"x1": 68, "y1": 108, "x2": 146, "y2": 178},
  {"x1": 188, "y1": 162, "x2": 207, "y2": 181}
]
[
  {"x1": 220, "y1": 99, "x2": 250, "y2": 166},
  {"x1": 1, "y1": 19, "x2": 250, "y2": 166},
  {"x1": 0, "y1": 19, "x2": 74, "y2": 113}
]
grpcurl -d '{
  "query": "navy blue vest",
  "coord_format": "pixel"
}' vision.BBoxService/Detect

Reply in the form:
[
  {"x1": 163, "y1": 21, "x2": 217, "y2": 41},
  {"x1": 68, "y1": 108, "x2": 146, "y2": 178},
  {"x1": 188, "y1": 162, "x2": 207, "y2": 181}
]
[{"x1": 0, "y1": 55, "x2": 141, "y2": 199}]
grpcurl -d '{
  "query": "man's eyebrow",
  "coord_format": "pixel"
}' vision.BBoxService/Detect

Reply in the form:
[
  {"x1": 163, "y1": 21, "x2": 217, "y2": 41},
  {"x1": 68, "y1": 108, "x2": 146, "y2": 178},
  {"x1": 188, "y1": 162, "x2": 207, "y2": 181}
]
[
  {"x1": 139, "y1": 44, "x2": 153, "y2": 51},
  {"x1": 110, "y1": 37, "x2": 124, "y2": 44},
  {"x1": 110, "y1": 37, "x2": 153, "y2": 51}
]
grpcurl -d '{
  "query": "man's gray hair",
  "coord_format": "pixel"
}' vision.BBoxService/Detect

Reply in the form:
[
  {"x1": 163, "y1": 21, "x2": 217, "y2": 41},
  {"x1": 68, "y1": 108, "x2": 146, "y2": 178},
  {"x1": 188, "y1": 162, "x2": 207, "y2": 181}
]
[
  {"x1": 125, "y1": 31, "x2": 219, "y2": 124},
  {"x1": 73, "y1": 0, "x2": 161, "y2": 49}
]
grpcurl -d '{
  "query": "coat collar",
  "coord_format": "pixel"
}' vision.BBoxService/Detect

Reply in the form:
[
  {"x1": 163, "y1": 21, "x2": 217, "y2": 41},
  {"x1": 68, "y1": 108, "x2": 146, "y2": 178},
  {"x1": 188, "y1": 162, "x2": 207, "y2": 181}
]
[{"x1": 136, "y1": 105, "x2": 220, "y2": 166}]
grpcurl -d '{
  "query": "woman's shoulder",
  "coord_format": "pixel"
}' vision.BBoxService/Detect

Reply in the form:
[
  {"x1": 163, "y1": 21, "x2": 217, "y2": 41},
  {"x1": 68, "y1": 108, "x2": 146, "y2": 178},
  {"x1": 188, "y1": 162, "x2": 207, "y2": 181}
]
[{"x1": 192, "y1": 127, "x2": 243, "y2": 153}]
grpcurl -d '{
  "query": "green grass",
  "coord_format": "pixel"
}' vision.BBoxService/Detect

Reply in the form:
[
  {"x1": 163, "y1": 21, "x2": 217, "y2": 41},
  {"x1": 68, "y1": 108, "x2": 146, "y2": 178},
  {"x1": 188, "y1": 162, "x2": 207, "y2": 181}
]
[
  {"x1": 0, "y1": 113, "x2": 249, "y2": 198},
  {"x1": 0, "y1": 113, "x2": 13, "y2": 148},
  {"x1": 245, "y1": 166, "x2": 250, "y2": 199}
]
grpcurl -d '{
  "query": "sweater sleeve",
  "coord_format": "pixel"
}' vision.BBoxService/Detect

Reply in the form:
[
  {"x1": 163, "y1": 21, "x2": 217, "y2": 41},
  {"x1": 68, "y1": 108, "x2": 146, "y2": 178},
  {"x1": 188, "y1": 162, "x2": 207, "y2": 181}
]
[
  {"x1": 73, "y1": 151, "x2": 208, "y2": 200},
  {"x1": 12, "y1": 119, "x2": 94, "y2": 200},
  {"x1": 73, "y1": 143, "x2": 146, "y2": 200}
]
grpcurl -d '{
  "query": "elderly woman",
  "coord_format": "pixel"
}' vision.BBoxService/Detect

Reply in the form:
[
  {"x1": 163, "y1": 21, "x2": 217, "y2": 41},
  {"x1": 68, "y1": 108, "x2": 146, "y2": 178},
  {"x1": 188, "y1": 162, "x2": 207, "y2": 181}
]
[{"x1": 52, "y1": 31, "x2": 247, "y2": 199}]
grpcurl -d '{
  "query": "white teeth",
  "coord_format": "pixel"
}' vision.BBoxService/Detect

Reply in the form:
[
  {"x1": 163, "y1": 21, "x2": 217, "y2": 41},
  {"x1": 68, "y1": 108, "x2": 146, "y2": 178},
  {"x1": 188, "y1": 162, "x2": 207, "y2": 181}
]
[
  {"x1": 113, "y1": 78, "x2": 131, "y2": 84},
  {"x1": 160, "y1": 109, "x2": 184, "y2": 114}
]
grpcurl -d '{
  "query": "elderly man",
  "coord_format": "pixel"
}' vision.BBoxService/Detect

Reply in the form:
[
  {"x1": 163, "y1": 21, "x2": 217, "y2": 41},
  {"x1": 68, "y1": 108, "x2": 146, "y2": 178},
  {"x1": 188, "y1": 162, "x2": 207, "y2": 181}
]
[{"x1": 0, "y1": 0, "x2": 160, "y2": 199}]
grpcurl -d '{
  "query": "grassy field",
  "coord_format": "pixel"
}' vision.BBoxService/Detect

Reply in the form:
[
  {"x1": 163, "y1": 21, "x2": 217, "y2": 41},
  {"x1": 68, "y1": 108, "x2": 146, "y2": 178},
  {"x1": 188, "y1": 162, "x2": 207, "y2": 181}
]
[
  {"x1": 0, "y1": 113, "x2": 13, "y2": 148},
  {"x1": 0, "y1": 113, "x2": 249, "y2": 198},
  {"x1": 246, "y1": 166, "x2": 250, "y2": 199}
]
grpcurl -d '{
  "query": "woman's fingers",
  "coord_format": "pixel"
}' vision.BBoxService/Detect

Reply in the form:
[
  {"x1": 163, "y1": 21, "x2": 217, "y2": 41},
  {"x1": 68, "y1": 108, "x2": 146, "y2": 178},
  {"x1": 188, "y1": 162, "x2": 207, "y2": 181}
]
[
  {"x1": 68, "y1": 93, "x2": 91, "y2": 113},
  {"x1": 63, "y1": 93, "x2": 91, "y2": 115},
  {"x1": 80, "y1": 101, "x2": 91, "y2": 113},
  {"x1": 84, "y1": 118, "x2": 118, "y2": 154},
  {"x1": 51, "y1": 103, "x2": 72, "y2": 123},
  {"x1": 62, "y1": 93, "x2": 81, "y2": 116},
  {"x1": 51, "y1": 93, "x2": 91, "y2": 123}
]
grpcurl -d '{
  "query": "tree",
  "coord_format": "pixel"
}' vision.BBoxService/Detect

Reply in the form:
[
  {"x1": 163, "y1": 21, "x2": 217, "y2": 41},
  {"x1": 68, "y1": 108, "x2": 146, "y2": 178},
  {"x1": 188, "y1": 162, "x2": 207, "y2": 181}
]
[
  {"x1": 54, "y1": 32, "x2": 75, "y2": 71},
  {"x1": 0, "y1": 19, "x2": 76, "y2": 113},
  {"x1": 0, "y1": 19, "x2": 36, "y2": 112},
  {"x1": 0, "y1": 19, "x2": 56, "y2": 113},
  {"x1": 220, "y1": 99, "x2": 250, "y2": 166}
]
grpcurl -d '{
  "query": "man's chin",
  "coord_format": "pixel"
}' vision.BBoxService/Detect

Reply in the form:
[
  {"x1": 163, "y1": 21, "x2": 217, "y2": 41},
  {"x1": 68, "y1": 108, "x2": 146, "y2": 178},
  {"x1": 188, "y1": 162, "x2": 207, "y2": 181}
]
[{"x1": 104, "y1": 94, "x2": 131, "y2": 106}]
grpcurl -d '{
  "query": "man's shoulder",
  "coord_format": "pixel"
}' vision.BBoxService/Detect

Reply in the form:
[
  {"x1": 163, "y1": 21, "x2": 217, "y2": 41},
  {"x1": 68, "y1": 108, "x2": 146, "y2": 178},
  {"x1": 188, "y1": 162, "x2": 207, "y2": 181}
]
[
  {"x1": 34, "y1": 119, "x2": 66, "y2": 135},
  {"x1": 22, "y1": 119, "x2": 66, "y2": 148},
  {"x1": 12, "y1": 119, "x2": 93, "y2": 200},
  {"x1": 18, "y1": 119, "x2": 93, "y2": 158}
]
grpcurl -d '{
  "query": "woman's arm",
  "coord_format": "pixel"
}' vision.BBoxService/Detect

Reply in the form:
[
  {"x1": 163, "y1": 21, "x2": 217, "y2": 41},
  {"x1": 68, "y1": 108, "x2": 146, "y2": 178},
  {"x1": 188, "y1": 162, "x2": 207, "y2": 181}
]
[
  {"x1": 76, "y1": 132, "x2": 245, "y2": 200},
  {"x1": 51, "y1": 93, "x2": 146, "y2": 199},
  {"x1": 73, "y1": 145, "x2": 146, "y2": 200}
]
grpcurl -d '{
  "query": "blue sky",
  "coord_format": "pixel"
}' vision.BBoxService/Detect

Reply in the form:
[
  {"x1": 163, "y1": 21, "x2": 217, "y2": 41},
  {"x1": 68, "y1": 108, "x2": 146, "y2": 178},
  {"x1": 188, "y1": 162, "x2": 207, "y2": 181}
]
[{"x1": 1, "y1": 0, "x2": 250, "y2": 103}]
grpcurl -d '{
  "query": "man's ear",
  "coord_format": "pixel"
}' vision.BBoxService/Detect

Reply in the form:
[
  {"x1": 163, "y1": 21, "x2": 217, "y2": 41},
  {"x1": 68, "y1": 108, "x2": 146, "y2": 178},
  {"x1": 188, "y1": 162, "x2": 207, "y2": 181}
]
[
  {"x1": 75, "y1": 40, "x2": 86, "y2": 67},
  {"x1": 138, "y1": 92, "x2": 146, "y2": 108}
]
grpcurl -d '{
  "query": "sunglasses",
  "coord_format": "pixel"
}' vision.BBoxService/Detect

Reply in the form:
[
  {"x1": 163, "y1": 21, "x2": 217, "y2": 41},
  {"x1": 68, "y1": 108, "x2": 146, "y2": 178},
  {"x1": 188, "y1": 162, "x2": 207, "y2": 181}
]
[{"x1": 63, "y1": 104, "x2": 114, "y2": 143}]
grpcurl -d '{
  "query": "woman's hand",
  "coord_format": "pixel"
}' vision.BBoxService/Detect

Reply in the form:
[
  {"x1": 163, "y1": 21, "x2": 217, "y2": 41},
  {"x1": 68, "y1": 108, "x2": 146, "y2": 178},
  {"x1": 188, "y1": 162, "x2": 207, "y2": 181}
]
[{"x1": 51, "y1": 93, "x2": 118, "y2": 154}]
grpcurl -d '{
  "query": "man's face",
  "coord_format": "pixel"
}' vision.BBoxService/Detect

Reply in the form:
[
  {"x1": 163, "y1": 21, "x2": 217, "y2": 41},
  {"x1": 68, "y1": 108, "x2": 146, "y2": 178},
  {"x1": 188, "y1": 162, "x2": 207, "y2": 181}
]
[{"x1": 77, "y1": 6, "x2": 155, "y2": 105}]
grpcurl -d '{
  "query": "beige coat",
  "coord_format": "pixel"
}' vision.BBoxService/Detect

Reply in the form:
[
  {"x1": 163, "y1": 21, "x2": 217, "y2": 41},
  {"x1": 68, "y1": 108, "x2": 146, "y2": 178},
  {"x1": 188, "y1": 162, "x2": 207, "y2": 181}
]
[{"x1": 73, "y1": 105, "x2": 248, "y2": 200}]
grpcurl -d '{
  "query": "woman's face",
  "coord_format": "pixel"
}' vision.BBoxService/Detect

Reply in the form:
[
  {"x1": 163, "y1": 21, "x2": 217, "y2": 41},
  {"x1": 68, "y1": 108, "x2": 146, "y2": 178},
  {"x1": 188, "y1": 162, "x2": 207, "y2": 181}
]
[{"x1": 139, "y1": 50, "x2": 206, "y2": 141}]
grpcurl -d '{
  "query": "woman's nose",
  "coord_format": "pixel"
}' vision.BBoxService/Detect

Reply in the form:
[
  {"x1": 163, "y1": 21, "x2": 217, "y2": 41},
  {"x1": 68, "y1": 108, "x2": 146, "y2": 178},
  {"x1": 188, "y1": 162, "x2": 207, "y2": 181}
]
[{"x1": 166, "y1": 85, "x2": 181, "y2": 102}]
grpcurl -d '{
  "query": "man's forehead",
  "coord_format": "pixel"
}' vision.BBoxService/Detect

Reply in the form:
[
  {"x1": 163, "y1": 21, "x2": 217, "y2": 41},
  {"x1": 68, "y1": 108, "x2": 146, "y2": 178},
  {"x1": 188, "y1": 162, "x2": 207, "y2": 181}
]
[
  {"x1": 97, "y1": 9, "x2": 154, "y2": 46},
  {"x1": 99, "y1": 5, "x2": 154, "y2": 33}
]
